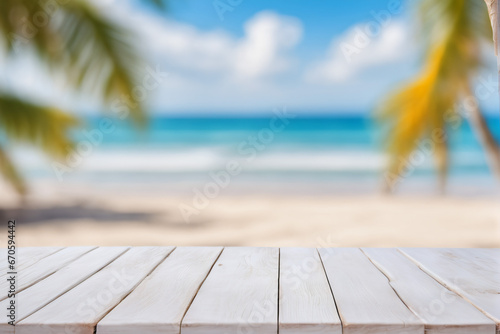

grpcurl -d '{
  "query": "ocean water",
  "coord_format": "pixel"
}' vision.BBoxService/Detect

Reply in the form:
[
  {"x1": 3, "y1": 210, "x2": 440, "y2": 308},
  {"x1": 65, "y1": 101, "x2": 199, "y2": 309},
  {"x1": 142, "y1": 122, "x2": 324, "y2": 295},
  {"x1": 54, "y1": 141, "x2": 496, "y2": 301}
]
[{"x1": 13, "y1": 115, "x2": 500, "y2": 196}]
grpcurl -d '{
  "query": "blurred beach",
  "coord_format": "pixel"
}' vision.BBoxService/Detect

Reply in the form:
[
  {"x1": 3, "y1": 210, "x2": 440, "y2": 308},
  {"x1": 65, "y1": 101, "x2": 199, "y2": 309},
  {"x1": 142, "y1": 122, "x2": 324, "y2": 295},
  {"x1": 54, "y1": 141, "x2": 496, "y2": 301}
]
[
  {"x1": 1, "y1": 115, "x2": 499, "y2": 248},
  {"x1": 1, "y1": 189, "x2": 499, "y2": 248},
  {"x1": 1, "y1": 0, "x2": 500, "y2": 249},
  {"x1": 9, "y1": 115, "x2": 500, "y2": 194}
]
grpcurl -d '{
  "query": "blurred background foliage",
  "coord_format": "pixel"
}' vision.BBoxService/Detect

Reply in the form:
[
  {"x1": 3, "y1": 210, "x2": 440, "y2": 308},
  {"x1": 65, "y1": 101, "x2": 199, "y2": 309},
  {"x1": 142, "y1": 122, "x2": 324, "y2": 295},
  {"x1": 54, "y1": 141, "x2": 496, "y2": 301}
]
[
  {"x1": 0, "y1": 0, "x2": 165, "y2": 194},
  {"x1": 378, "y1": 0, "x2": 500, "y2": 193}
]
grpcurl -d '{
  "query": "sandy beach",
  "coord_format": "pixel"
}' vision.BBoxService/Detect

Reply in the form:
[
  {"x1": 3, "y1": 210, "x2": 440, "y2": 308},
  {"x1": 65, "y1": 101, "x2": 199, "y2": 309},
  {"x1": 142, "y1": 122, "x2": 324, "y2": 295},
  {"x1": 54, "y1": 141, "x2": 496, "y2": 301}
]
[
  {"x1": 1, "y1": 182, "x2": 499, "y2": 248},
  {"x1": 0, "y1": 0, "x2": 499, "y2": 255}
]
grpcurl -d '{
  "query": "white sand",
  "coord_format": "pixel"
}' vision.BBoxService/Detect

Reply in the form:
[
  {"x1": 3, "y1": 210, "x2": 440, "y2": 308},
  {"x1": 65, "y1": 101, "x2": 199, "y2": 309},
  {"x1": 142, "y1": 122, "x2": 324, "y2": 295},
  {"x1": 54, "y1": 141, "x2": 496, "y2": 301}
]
[{"x1": 1, "y1": 186, "x2": 499, "y2": 248}]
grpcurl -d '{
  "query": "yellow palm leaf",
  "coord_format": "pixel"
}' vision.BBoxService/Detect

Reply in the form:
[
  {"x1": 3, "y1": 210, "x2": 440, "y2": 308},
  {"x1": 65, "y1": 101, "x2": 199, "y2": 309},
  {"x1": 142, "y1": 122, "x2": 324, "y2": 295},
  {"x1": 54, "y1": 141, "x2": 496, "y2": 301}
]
[{"x1": 378, "y1": 0, "x2": 495, "y2": 192}]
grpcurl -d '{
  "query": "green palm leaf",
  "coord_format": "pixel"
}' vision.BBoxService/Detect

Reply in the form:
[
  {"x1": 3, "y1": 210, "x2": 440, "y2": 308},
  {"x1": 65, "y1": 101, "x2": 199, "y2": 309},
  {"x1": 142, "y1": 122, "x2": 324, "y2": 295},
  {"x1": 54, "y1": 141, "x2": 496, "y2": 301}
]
[
  {"x1": 0, "y1": 145, "x2": 26, "y2": 195},
  {"x1": 57, "y1": 1, "x2": 146, "y2": 125},
  {"x1": 0, "y1": 0, "x2": 166, "y2": 195},
  {"x1": 0, "y1": 94, "x2": 79, "y2": 194},
  {"x1": 0, "y1": 94, "x2": 79, "y2": 155},
  {"x1": 0, "y1": 0, "x2": 150, "y2": 125}
]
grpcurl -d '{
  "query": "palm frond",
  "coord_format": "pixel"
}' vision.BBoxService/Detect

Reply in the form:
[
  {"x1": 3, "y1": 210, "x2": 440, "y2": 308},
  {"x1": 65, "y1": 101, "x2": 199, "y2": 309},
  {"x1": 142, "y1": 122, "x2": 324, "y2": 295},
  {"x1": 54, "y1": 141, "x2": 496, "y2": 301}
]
[
  {"x1": 0, "y1": 145, "x2": 26, "y2": 195},
  {"x1": 0, "y1": 0, "x2": 161, "y2": 196},
  {"x1": 0, "y1": 94, "x2": 79, "y2": 157},
  {"x1": 378, "y1": 0, "x2": 490, "y2": 192},
  {"x1": 56, "y1": 1, "x2": 147, "y2": 125},
  {"x1": 0, "y1": 0, "x2": 148, "y2": 125},
  {"x1": 417, "y1": 0, "x2": 492, "y2": 48},
  {"x1": 0, "y1": 93, "x2": 79, "y2": 194},
  {"x1": 0, "y1": 1, "x2": 16, "y2": 51},
  {"x1": 378, "y1": 45, "x2": 452, "y2": 191}
]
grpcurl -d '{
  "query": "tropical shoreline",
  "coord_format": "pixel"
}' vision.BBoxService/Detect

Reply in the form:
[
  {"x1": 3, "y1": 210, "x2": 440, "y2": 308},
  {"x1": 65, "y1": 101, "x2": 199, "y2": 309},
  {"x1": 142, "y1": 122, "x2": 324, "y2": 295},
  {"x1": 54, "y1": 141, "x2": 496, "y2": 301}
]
[{"x1": 2, "y1": 182, "x2": 498, "y2": 248}]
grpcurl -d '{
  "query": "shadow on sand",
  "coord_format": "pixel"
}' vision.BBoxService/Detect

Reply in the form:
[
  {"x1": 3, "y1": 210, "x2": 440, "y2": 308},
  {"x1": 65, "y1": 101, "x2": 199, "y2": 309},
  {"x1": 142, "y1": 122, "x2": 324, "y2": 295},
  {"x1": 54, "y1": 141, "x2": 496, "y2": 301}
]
[{"x1": 0, "y1": 203, "x2": 205, "y2": 228}]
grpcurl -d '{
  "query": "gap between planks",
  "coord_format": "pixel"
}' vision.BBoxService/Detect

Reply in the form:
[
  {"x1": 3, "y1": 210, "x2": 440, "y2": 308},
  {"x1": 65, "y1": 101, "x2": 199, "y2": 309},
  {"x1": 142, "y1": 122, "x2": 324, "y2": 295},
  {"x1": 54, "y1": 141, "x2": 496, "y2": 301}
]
[
  {"x1": 92, "y1": 247, "x2": 177, "y2": 334},
  {"x1": 97, "y1": 247, "x2": 474, "y2": 334},
  {"x1": 363, "y1": 248, "x2": 495, "y2": 334},
  {"x1": 360, "y1": 248, "x2": 420, "y2": 319},
  {"x1": 364, "y1": 247, "x2": 498, "y2": 334},
  {"x1": 398, "y1": 248, "x2": 496, "y2": 322},
  {"x1": 316, "y1": 248, "x2": 344, "y2": 331},
  {"x1": 399, "y1": 248, "x2": 500, "y2": 334},
  {"x1": 12, "y1": 247, "x2": 497, "y2": 334},
  {"x1": 178, "y1": 247, "x2": 225, "y2": 331}
]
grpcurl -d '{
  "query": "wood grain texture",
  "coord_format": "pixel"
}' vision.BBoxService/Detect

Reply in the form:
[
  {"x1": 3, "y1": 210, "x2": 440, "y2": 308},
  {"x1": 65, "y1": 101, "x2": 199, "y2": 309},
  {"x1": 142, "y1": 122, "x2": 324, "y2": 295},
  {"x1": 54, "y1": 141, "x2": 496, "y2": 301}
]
[
  {"x1": 0, "y1": 247, "x2": 128, "y2": 334},
  {"x1": 318, "y1": 248, "x2": 424, "y2": 334},
  {"x1": 401, "y1": 248, "x2": 500, "y2": 334},
  {"x1": 182, "y1": 247, "x2": 279, "y2": 334},
  {"x1": 16, "y1": 247, "x2": 175, "y2": 334},
  {"x1": 279, "y1": 247, "x2": 341, "y2": 334},
  {"x1": 461, "y1": 248, "x2": 500, "y2": 265},
  {"x1": 97, "y1": 247, "x2": 223, "y2": 334},
  {"x1": 0, "y1": 247, "x2": 62, "y2": 275},
  {"x1": 4, "y1": 247, "x2": 498, "y2": 334},
  {"x1": 0, "y1": 246, "x2": 95, "y2": 301},
  {"x1": 363, "y1": 248, "x2": 496, "y2": 334}
]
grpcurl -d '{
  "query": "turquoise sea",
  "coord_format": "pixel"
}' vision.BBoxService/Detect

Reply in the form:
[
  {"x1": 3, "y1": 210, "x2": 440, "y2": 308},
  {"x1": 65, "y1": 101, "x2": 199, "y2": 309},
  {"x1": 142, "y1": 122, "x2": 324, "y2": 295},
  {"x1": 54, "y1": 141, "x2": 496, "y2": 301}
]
[{"x1": 14, "y1": 114, "x2": 500, "y2": 196}]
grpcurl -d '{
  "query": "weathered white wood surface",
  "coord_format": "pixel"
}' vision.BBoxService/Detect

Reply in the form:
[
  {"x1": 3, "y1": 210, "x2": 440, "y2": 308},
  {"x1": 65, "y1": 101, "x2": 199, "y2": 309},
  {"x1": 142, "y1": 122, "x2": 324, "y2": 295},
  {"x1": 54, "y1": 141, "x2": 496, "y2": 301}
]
[
  {"x1": 97, "y1": 247, "x2": 222, "y2": 334},
  {"x1": 363, "y1": 248, "x2": 496, "y2": 334},
  {"x1": 0, "y1": 247, "x2": 497, "y2": 334},
  {"x1": 182, "y1": 247, "x2": 279, "y2": 334},
  {"x1": 16, "y1": 247, "x2": 174, "y2": 334},
  {"x1": 0, "y1": 247, "x2": 62, "y2": 274},
  {"x1": 0, "y1": 247, "x2": 127, "y2": 334},
  {"x1": 401, "y1": 248, "x2": 500, "y2": 334},
  {"x1": 0, "y1": 246, "x2": 94, "y2": 301},
  {"x1": 460, "y1": 248, "x2": 500, "y2": 265},
  {"x1": 279, "y1": 247, "x2": 341, "y2": 334},
  {"x1": 318, "y1": 247, "x2": 424, "y2": 334}
]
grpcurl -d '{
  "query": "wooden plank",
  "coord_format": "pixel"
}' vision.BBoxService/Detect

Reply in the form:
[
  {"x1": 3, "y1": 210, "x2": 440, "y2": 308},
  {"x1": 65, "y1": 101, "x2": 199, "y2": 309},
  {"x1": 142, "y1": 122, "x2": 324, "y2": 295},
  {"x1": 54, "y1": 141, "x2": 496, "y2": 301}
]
[
  {"x1": 97, "y1": 247, "x2": 223, "y2": 334},
  {"x1": 401, "y1": 248, "x2": 500, "y2": 334},
  {"x1": 363, "y1": 248, "x2": 496, "y2": 334},
  {"x1": 279, "y1": 247, "x2": 341, "y2": 334},
  {"x1": 0, "y1": 247, "x2": 128, "y2": 334},
  {"x1": 0, "y1": 246, "x2": 94, "y2": 301},
  {"x1": 461, "y1": 249, "x2": 500, "y2": 265},
  {"x1": 182, "y1": 247, "x2": 279, "y2": 334},
  {"x1": 318, "y1": 248, "x2": 423, "y2": 334},
  {"x1": 16, "y1": 247, "x2": 175, "y2": 334},
  {"x1": 0, "y1": 247, "x2": 62, "y2": 274}
]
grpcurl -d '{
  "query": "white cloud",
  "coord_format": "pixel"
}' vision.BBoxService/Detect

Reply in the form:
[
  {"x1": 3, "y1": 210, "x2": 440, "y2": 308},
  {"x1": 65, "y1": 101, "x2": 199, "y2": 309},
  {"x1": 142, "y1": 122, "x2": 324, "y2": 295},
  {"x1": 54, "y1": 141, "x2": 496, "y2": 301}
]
[
  {"x1": 306, "y1": 21, "x2": 410, "y2": 83},
  {"x1": 234, "y1": 12, "x2": 302, "y2": 78},
  {"x1": 125, "y1": 9, "x2": 302, "y2": 80},
  {"x1": 0, "y1": 5, "x2": 304, "y2": 113}
]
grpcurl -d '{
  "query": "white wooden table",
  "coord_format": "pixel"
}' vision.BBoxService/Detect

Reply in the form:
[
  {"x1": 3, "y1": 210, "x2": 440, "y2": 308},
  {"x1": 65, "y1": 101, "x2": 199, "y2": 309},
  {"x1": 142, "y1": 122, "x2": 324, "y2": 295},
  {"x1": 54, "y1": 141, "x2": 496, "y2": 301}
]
[{"x1": 1, "y1": 247, "x2": 499, "y2": 334}]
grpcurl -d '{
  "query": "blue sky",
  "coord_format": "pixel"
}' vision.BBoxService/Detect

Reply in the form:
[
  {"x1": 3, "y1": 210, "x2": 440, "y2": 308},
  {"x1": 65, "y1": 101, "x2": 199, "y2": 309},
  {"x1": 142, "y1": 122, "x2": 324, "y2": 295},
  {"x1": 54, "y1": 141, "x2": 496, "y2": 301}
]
[
  {"x1": 1, "y1": 0, "x2": 498, "y2": 115},
  {"x1": 162, "y1": 0, "x2": 403, "y2": 48},
  {"x1": 158, "y1": 0, "x2": 415, "y2": 67},
  {"x1": 122, "y1": 0, "x2": 423, "y2": 113}
]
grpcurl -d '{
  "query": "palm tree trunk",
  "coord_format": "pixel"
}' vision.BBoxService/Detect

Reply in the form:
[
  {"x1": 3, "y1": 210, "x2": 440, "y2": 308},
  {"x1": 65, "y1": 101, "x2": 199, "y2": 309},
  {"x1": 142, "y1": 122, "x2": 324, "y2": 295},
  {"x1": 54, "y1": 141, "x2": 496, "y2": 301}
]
[
  {"x1": 464, "y1": 87, "x2": 500, "y2": 179},
  {"x1": 484, "y1": 1, "x2": 498, "y2": 51},
  {"x1": 482, "y1": 0, "x2": 500, "y2": 181},
  {"x1": 484, "y1": 0, "x2": 499, "y2": 100}
]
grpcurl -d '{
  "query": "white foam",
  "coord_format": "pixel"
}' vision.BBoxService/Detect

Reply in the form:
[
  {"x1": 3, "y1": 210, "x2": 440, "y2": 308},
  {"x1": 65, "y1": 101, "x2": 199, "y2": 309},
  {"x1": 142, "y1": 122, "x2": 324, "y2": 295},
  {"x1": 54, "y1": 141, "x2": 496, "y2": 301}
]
[{"x1": 11, "y1": 146, "x2": 491, "y2": 175}]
